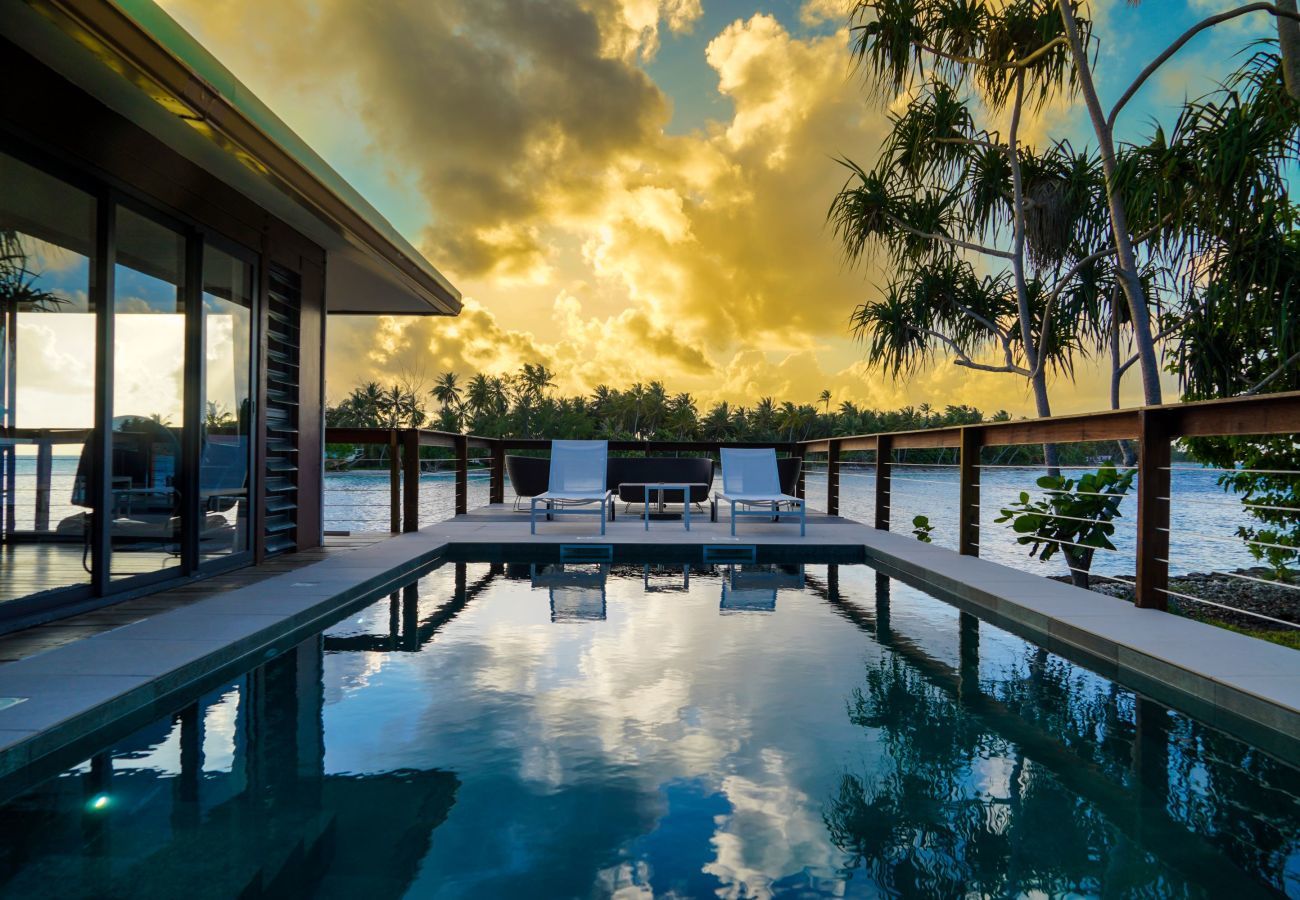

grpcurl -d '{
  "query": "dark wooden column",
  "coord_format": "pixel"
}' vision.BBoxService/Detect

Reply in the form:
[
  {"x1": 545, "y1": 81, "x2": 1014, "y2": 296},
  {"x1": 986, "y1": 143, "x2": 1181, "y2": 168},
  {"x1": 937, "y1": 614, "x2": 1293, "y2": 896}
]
[
  {"x1": 874, "y1": 435, "x2": 892, "y2": 531},
  {"x1": 1135, "y1": 410, "x2": 1171, "y2": 610},
  {"x1": 826, "y1": 439, "x2": 841, "y2": 517},
  {"x1": 958, "y1": 426, "x2": 983, "y2": 556},
  {"x1": 402, "y1": 429, "x2": 420, "y2": 533},
  {"x1": 454, "y1": 434, "x2": 469, "y2": 516},
  {"x1": 792, "y1": 444, "x2": 806, "y2": 500},
  {"x1": 489, "y1": 439, "x2": 505, "y2": 505}
]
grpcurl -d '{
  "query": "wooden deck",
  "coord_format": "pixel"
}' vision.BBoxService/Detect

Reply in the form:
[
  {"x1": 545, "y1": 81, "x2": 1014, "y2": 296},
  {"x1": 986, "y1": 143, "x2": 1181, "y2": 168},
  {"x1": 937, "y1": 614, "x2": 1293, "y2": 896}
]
[{"x1": 0, "y1": 534, "x2": 386, "y2": 665}]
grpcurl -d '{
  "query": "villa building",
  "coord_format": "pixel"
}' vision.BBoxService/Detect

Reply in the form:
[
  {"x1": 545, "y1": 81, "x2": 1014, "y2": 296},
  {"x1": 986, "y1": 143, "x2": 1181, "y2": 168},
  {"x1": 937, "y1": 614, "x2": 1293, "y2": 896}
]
[{"x1": 0, "y1": 0, "x2": 460, "y2": 631}]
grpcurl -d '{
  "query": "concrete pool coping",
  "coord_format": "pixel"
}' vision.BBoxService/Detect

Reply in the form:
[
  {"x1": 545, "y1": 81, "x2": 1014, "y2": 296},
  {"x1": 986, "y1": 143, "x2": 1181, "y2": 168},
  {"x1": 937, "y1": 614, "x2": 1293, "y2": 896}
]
[{"x1": 0, "y1": 505, "x2": 1296, "y2": 793}]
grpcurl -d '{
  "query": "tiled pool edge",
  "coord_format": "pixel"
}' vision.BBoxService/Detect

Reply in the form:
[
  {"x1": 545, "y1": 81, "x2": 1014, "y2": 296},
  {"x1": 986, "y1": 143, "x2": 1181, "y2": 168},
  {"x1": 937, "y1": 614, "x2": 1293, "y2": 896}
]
[
  {"x1": 858, "y1": 528, "x2": 1300, "y2": 756},
  {"x1": 0, "y1": 532, "x2": 448, "y2": 792}
]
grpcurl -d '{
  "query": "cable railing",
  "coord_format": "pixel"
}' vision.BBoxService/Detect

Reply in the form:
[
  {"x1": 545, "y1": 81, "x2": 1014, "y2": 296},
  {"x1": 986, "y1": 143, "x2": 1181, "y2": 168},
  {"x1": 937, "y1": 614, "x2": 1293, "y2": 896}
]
[
  {"x1": 799, "y1": 391, "x2": 1300, "y2": 621},
  {"x1": 322, "y1": 392, "x2": 1299, "y2": 631}
]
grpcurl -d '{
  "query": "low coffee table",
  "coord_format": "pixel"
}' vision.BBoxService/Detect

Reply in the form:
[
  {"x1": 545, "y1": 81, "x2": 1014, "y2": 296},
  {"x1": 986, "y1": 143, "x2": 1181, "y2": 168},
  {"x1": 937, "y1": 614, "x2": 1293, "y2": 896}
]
[{"x1": 620, "y1": 482, "x2": 708, "y2": 531}]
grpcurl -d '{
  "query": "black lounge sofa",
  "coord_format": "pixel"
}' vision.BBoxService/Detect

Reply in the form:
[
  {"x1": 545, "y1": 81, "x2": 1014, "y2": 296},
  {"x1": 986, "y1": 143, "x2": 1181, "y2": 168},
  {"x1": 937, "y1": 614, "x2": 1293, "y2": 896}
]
[{"x1": 504, "y1": 454, "x2": 802, "y2": 513}]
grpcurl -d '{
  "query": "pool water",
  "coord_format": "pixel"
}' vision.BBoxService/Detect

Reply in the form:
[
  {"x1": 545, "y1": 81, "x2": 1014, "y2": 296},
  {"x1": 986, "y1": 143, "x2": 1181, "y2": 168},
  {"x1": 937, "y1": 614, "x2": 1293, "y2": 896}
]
[{"x1": 1, "y1": 561, "x2": 1298, "y2": 898}]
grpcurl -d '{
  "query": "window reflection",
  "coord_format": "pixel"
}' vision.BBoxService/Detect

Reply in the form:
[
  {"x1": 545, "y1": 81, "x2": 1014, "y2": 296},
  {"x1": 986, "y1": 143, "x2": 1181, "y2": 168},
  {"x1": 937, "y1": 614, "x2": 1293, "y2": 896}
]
[
  {"x1": 201, "y1": 245, "x2": 254, "y2": 561},
  {"x1": 108, "y1": 206, "x2": 186, "y2": 578},
  {"x1": 0, "y1": 151, "x2": 96, "y2": 601}
]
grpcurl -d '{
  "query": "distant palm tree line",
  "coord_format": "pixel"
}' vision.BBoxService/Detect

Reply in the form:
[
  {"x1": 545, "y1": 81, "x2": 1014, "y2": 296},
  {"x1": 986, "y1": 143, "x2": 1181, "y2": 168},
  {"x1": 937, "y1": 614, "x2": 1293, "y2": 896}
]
[{"x1": 326, "y1": 365, "x2": 1119, "y2": 465}]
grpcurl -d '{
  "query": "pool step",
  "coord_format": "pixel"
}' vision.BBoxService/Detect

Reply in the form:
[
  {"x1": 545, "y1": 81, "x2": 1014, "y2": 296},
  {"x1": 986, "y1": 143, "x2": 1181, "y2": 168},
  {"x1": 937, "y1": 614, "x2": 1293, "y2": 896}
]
[
  {"x1": 702, "y1": 545, "x2": 757, "y2": 563},
  {"x1": 560, "y1": 544, "x2": 614, "y2": 562}
]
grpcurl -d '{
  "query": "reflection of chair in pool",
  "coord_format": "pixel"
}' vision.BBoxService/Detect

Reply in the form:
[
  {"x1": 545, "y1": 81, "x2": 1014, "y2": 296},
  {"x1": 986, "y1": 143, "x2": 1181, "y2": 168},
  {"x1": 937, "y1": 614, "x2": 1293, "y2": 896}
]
[
  {"x1": 719, "y1": 564, "x2": 805, "y2": 614},
  {"x1": 531, "y1": 563, "x2": 608, "y2": 621},
  {"x1": 643, "y1": 563, "x2": 690, "y2": 593}
]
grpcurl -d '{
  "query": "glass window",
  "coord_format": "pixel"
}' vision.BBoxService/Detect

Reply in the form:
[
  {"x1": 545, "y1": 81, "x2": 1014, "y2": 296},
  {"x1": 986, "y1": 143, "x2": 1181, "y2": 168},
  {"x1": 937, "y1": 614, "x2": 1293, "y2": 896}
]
[
  {"x1": 0, "y1": 151, "x2": 97, "y2": 602},
  {"x1": 200, "y1": 244, "x2": 254, "y2": 561},
  {"x1": 109, "y1": 206, "x2": 187, "y2": 579}
]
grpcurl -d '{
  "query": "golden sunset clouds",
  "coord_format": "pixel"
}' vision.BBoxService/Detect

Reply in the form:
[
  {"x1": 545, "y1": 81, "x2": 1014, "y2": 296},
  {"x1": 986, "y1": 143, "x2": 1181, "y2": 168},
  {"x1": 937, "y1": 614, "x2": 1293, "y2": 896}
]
[{"x1": 158, "y1": 0, "x2": 1181, "y2": 414}]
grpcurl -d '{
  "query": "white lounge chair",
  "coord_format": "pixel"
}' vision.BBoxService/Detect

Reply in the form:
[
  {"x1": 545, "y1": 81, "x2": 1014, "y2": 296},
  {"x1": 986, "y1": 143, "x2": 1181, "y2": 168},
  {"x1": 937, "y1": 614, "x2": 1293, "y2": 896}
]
[
  {"x1": 530, "y1": 440, "x2": 613, "y2": 535},
  {"x1": 714, "y1": 448, "x2": 806, "y2": 537}
]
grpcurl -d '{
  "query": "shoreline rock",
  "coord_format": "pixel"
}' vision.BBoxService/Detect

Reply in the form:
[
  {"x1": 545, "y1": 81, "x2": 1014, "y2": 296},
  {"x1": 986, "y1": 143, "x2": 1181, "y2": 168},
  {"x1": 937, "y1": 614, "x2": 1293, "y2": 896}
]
[{"x1": 1048, "y1": 568, "x2": 1300, "y2": 631}]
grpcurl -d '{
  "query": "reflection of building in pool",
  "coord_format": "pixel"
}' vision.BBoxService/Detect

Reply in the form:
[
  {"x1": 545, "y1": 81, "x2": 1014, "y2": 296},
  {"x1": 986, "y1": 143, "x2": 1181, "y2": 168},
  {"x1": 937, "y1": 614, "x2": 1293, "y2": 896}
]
[
  {"x1": 322, "y1": 562, "x2": 499, "y2": 654},
  {"x1": 719, "y1": 565, "x2": 805, "y2": 614},
  {"x1": 0, "y1": 638, "x2": 459, "y2": 898},
  {"x1": 531, "y1": 564, "x2": 609, "y2": 622}
]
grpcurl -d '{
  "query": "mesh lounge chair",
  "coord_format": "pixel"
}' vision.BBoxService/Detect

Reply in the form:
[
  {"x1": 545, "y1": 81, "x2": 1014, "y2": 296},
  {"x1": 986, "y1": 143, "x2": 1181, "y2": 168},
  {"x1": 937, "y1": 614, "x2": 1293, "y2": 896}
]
[
  {"x1": 530, "y1": 440, "x2": 613, "y2": 535},
  {"x1": 714, "y1": 448, "x2": 806, "y2": 537}
]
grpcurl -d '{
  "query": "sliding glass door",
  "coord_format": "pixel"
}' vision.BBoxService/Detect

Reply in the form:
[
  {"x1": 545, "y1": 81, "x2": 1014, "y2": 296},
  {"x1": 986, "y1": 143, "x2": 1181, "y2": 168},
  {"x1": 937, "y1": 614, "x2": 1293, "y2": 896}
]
[
  {"x1": 199, "y1": 244, "x2": 255, "y2": 563},
  {"x1": 0, "y1": 143, "x2": 260, "y2": 615},
  {"x1": 109, "y1": 205, "x2": 187, "y2": 581},
  {"x1": 0, "y1": 150, "x2": 97, "y2": 604}
]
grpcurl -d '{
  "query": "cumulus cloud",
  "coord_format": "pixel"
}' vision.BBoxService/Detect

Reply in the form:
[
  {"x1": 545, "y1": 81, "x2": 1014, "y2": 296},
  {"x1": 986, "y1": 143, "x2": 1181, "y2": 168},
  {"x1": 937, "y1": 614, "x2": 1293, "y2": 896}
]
[
  {"x1": 798, "y1": 0, "x2": 853, "y2": 27},
  {"x1": 160, "y1": 0, "x2": 1176, "y2": 414}
]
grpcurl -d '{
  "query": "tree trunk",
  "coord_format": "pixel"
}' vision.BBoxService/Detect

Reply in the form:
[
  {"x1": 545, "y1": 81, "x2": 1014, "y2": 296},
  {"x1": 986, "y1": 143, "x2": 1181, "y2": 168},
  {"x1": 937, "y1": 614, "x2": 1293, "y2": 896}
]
[
  {"x1": 1059, "y1": 0, "x2": 1163, "y2": 406},
  {"x1": 1279, "y1": 0, "x2": 1300, "y2": 101},
  {"x1": 1110, "y1": 290, "x2": 1138, "y2": 466},
  {"x1": 1065, "y1": 547, "x2": 1092, "y2": 589},
  {"x1": 1006, "y1": 71, "x2": 1060, "y2": 471}
]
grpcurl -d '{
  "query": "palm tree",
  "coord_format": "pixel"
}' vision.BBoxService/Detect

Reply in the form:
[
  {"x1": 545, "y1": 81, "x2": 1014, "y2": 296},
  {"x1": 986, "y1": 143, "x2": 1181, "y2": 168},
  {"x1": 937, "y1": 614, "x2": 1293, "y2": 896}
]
[
  {"x1": 465, "y1": 373, "x2": 491, "y2": 422},
  {"x1": 819, "y1": 389, "x2": 832, "y2": 415},
  {"x1": 431, "y1": 371, "x2": 462, "y2": 413},
  {"x1": 488, "y1": 376, "x2": 509, "y2": 415},
  {"x1": 519, "y1": 362, "x2": 555, "y2": 399}
]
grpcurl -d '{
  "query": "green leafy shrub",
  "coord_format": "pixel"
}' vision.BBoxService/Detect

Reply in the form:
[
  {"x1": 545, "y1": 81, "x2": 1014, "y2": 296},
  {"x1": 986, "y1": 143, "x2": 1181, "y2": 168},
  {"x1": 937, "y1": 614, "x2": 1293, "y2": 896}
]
[
  {"x1": 911, "y1": 514, "x2": 934, "y2": 543},
  {"x1": 995, "y1": 465, "x2": 1135, "y2": 589}
]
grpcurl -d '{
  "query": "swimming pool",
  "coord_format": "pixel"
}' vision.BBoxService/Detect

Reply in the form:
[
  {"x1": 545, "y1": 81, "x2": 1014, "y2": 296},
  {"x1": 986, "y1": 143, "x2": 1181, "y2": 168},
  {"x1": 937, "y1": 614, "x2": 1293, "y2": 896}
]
[{"x1": 1, "y1": 561, "x2": 1297, "y2": 897}]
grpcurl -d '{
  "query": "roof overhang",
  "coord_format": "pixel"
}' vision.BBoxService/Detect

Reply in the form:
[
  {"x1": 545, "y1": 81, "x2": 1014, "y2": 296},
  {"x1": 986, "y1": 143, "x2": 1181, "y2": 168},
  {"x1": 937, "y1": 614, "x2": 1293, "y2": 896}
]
[{"x1": 4, "y1": 0, "x2": 461, "y2": 316}]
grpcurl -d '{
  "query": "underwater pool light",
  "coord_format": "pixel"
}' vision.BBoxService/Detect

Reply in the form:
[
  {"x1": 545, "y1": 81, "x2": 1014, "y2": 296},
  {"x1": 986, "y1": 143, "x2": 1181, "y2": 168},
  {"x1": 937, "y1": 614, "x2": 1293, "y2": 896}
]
[{"x1": 88, "y1": 794, "x2": 110, "y2": 812}]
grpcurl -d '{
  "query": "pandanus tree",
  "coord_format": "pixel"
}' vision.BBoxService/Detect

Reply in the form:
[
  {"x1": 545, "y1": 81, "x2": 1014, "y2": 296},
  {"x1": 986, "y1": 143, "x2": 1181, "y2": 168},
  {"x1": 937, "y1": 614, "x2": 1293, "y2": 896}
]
[
  {"x1": 836, "y1": 0, "x2": 1300, "y2": 413},
  {"x1": 829, "y1": 6, "x2": 1124, "y2": 466}
]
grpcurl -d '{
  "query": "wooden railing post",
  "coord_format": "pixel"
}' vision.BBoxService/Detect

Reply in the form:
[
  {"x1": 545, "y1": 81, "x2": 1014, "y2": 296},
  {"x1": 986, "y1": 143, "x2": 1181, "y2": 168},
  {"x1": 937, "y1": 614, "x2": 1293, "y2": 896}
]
[
  {"x1": 826, "y1": 439, "x2": 841, "y2": 517},
  {"x1": 489, "y1": 439, "x2": 505, "y2": 505},
  {"x1": 874, "y1": 435, "x2": 892, "y2": 531},
  {"x1": 388, "y1": 429, "x2": 400, "y2": 534},
  {"x1": 454, "y1": 434, "x2": 468, "y2": 516},
  {"x1": 958, "y1": 426, "x2": 982, "y2": 556},
  {"x1": 402, "y1": 428, "x2": 420, "y2": 532},
  {"x1": 792, "y1": 444, "x2": 806, "y2": 500},
  {"x1": 1135, "y1": 410, "x2": 1171, "y2": 610}
]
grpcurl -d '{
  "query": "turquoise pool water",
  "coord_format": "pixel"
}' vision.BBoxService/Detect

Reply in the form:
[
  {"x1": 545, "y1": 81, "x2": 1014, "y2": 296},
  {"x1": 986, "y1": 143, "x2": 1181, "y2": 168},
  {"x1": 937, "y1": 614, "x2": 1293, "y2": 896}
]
[{"x1": 1, "y1": 561, "x2": 1298, "y2": 898}]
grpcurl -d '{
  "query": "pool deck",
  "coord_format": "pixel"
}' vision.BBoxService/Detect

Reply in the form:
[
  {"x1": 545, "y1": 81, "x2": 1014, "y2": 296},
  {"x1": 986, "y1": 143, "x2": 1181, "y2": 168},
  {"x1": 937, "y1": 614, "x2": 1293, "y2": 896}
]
[{"x1": 0, "y1": 503, "x2": 1296, "y2": 792}]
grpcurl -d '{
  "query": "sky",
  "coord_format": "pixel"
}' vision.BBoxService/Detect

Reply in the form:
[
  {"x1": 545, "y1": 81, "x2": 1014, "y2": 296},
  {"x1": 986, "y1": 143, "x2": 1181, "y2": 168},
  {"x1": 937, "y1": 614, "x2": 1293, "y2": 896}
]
[{"x1": 154, "y1": 0, "x2": 1281, "y2": 417}]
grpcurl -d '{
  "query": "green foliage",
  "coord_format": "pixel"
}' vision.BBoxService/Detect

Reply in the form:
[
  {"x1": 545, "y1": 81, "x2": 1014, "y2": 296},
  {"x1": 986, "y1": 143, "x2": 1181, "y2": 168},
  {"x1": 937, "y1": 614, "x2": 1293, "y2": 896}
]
[
  {"x1": 995, "y1": 464, "x2": 1135, "y2": 587},
  {"x1": 911, "y1": 514, "x2": 934, "y2": 543},
  {"x1": 829, "y1": 3, "x2": 1121, "y2": 391},
  {"x1": 1186, "y1": 436, "x2": 1299, "y2": 579}
]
